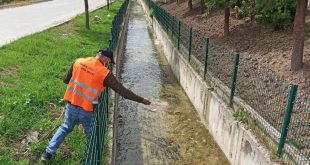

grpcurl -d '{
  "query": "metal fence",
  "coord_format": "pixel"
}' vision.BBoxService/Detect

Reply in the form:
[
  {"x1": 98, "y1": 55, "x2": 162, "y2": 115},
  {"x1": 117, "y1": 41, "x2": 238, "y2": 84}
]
[
  {"x1": 146, "y1": 0, "x2": 309, "y2": 164},
  {"x1": 84, "y1": 0, "x2": 129, "y2": 164},
  {"x1": 110, "y1": 0, "x2": 129, "y2": 51}
]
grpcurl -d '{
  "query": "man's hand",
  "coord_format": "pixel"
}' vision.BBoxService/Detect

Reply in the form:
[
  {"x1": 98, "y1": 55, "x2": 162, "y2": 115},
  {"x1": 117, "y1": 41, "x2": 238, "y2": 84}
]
[{"x1": 142, "y1": 98, "x2": 151, "y2": 105}]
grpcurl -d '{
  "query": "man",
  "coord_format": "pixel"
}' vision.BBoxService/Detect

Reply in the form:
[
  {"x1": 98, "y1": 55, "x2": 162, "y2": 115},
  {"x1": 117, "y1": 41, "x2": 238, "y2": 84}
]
[{"x1": 41, "y1": 48, "x2": 151, "y2": 161}]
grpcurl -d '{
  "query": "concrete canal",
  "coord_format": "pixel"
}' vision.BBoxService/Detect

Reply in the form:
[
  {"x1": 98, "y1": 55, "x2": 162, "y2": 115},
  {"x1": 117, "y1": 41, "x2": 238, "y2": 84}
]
[{"x1": 115, "y1": 1, "x2": 229, "y2": 165}]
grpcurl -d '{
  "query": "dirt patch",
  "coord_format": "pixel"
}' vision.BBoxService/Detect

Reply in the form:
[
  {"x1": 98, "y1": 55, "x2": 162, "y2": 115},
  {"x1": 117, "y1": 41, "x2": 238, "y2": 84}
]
[
  {"x1": 0, "y1": 0, "x2": 51, "y2": 9},
  {"x1": 60, "y1": 147, "x2": 72, "y2": 159},
  {"x1": 0, "y1": 81, "x2": 10, "y2": 87},
  {"x1": 0, "y1": 66, "x2": 18, "y2": 76},
  {"x1": 161, "y1": 1, "x2": 310, "y2": 94},
  {"x1": 0, "y1": 67, "x2": 18, "y2": 87}
]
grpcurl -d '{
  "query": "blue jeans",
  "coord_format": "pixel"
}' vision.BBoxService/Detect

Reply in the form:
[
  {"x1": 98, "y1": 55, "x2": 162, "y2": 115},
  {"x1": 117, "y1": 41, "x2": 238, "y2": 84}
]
[{"x1": 46, "y1": 103, "x2": 93, "y2": 154}]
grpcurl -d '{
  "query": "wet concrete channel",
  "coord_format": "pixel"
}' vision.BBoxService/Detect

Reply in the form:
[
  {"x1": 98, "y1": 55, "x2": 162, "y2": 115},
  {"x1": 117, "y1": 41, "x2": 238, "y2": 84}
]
[{"x1": 115, "y1": 1, "x2": 229, "y2": 165}]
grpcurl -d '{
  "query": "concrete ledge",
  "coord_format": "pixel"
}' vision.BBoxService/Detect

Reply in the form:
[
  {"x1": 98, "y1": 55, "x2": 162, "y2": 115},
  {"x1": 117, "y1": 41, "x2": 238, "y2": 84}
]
[{"x1": 138, "y1": 0, "x2": 277, "y2": 164}]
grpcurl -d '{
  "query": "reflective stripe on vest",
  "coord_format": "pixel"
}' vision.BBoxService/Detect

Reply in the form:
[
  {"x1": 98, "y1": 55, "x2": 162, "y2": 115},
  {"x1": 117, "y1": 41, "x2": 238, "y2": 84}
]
[
  {"x1": 63, "y1": 57, "x2": 110, "y2": 112},
  {"x1": 66, "y1": 86, "x2": 94, "y2": 102},
  {"x1": 69, "y1": 79, "x2": 101, "y2": 95}
]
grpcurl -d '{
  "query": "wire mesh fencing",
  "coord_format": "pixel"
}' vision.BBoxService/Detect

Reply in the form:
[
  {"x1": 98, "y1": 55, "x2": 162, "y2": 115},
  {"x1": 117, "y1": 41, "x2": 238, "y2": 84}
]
[
  {"x1": 284, "y1": 92, "x2": 310, "y2": 164},
  {"x1": 236, "y1": 59, "x2": 290, "y2": 137},
  {"x1": 146, "y1": 0, "x2": 309, "y2": 164},
  {"x1": 84, "y1": 0, "x2": 129, "y2": 164},
  {"x1": 110, "y1": 0, "x2": 129, "y2": 51},
  {"x1": 84, "y1": 90, "x2": 110, "y2": 164}
]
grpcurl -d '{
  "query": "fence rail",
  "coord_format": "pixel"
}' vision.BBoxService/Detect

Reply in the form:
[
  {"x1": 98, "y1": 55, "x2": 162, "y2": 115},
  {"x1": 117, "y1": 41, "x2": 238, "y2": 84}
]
[
  {"x1": 84, "y1": 0, "x2": 129, "y2": 164},
  {"x1": 146, "y1": 0, "x2": 309, "y2": 164}
]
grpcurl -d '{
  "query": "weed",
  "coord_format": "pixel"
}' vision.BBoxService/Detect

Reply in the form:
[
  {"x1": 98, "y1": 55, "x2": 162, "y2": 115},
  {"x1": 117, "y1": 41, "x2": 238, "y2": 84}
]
[
  {"x1": 233, "y1": 109, "x2": 248, "y2": 124},
  {"x1": 149, "y1": 8, "x2": 154, "y2": 18}
]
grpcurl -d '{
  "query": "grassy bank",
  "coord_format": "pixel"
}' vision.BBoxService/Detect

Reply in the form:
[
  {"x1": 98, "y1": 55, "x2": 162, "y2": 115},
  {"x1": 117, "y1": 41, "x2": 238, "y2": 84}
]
[{"x1": 0, "y1": 1, "x2": 122, "y2": 164}]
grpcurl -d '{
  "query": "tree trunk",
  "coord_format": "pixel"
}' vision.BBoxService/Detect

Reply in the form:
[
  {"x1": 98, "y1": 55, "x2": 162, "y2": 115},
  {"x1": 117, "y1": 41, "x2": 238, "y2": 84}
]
[
  {"x1": 250, "y1": 0, "x2": 255, "y2": 21},
  {"x1": 224, "y1": 7, "x2": 230, "y2": 37},
  {"x1": 291, "y1": 0, "x2": 308, "y2": 71},
  {"x1": 188, "y1": 0, "x2": 192, "y2": 11},
  {"x1": 107, "y1": 0, "x2": 110, "y2": 9},
  {"x1": 201, "y1": 0, "x2": 205, "y2": 14},
  {"x1": 84, "y1": 0, "x2": 90, "y2": 30}
]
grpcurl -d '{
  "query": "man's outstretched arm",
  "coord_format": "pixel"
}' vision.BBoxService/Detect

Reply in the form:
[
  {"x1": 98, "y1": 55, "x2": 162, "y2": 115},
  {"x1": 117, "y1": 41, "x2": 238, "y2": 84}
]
[{"x1": 103, "y1": 73, "x2": 151, "y2": 105}]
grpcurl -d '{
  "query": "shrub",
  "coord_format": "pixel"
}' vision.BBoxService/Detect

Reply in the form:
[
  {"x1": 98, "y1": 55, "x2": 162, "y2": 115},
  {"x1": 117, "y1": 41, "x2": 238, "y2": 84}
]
[{"x1": 255, "y1": 0, "x2": 297, "y2": 30}]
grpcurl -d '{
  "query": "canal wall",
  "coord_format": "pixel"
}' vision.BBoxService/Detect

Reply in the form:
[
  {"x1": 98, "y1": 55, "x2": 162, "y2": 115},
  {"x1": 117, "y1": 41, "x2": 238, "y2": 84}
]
[
  {"x1": 138, "y1": 0, "x2": 277, "y2": 165},
  {"x1": 109, "y1": 2, "x2": 131, "y2": 165}
]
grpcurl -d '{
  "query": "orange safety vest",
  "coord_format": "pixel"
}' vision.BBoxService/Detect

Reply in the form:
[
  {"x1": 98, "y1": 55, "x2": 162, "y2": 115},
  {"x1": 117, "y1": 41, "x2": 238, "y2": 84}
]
[{"x1": 64, "y1": 57, "x2": 110, "y2": 112}]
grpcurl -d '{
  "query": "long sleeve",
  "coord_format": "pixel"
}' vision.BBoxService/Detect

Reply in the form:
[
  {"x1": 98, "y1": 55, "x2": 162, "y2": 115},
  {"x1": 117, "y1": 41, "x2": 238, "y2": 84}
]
[
  {"x1": 103, "y1": 73, "x2": 144, "y2": 103},
  {"x1": 63, "y1": 64, "x2": 73, "y2": 84}
]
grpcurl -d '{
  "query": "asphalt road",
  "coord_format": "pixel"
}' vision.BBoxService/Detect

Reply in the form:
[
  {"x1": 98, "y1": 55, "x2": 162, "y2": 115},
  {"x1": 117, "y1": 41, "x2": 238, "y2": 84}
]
[{"x1": 0, "y1": 0, "x2": 107, "y2": 47}]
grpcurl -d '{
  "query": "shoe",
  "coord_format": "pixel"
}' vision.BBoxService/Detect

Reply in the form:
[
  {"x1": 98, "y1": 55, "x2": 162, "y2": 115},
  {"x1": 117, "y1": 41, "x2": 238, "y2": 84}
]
[{"x1": 41, "y1": 151, "x2": 53, "y2": 162}]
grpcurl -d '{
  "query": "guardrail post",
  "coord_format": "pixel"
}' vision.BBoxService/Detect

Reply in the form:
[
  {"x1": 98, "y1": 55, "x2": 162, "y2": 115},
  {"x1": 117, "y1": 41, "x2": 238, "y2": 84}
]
[
  {"x1": 178, "y1": 21, "x2": 181, "y2": 50},
  {"x1": 277, "y1": 85, "x2": 298, "y2": 156},
  {"x1": 188, "y1": 27, "x2": 192, "y2": 61},
  {"x1": 229, "y1": 53, "x2": 240, "y2": 106},
  {"x1": 204, "y1": 38, "x2": 209, "y2": 80}
]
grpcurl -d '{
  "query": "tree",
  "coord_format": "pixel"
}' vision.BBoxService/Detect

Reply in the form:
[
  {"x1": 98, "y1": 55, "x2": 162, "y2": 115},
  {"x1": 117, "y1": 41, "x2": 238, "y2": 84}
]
[
  {"x1": 223, "y1": 0, "x2": 232, "y2": 36},
  {"x1": 84, "y1": 0, "x2": 90, "y2": 30},
  {"x1": 204, "y1": 0, "x2": 233, "y2": 36},
  {"x1": 201, "y1": 0, "x2": 205, "y2": 14},
  {"x1": 291, "y1": 0, "x2": 308, "y2": 71},
  {"x1": 188, "y1": 0, "x2": 193, "y2": 10},
  {"x1": 224, "y1": 6, "x2": 230, "y2": 36}
]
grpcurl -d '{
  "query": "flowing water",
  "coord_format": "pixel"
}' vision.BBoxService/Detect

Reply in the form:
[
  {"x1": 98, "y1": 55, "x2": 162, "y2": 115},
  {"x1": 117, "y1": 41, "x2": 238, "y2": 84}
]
[{"x1": 115, "y1": 1, "x2": 229, "y2": 165}]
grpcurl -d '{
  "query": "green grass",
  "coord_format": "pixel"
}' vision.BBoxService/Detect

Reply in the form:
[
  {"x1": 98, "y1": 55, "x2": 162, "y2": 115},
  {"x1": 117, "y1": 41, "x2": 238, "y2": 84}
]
[
  {"x1": 0, "y1": 0, "x2": 12, "y2": 5},
  {"x1": 0, "y1": 1, "x2": 122, "y2": 164}
]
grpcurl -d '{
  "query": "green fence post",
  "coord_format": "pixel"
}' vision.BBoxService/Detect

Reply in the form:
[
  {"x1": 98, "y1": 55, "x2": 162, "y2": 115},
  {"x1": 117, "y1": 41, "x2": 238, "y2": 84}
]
[
  {"x1": 161, "y1": 8, "x2": 164, "y2": 28},
  {"x1": 159, "y1": 7, "x2": 162, "y2": 25},
  {"x1": 171, "y1": 16, "x2": 174, "y2": 37},
  {"x1": 109, "y1": 35, "x2": 112, "y2": 50},
  {"x1": 229, "y1": 53, "x2": 240, "y2": 106},
  {"x1": 277, "y1": 85, "x2": 298, "y2": 156},
  {"x1": 188, "y1": 27, "x2": 192, "y2": 62},
  {"x1": 84, "y1": 100, "x2": 98, "y2": 165},
  {"x1": 93, "y1": 100, "x2": 101, "y2": 165},
  {"x1": 204, "y1": 38, "x2": 209, "y2": 80},
  {"x1": 178, "y1": 21, "x2": 181, "y2": 50},
  {"x1": 165, "y1": 11, "x2": 168, "y2": 31}
]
